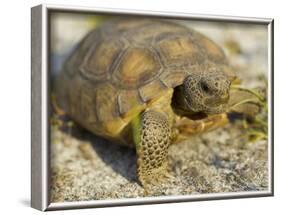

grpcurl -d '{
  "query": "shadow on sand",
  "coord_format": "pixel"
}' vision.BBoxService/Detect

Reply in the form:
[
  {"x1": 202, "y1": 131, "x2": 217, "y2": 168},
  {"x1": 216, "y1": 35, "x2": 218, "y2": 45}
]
[{"x1": 64, "y1": 124, "x2": 138, "y2": 183}]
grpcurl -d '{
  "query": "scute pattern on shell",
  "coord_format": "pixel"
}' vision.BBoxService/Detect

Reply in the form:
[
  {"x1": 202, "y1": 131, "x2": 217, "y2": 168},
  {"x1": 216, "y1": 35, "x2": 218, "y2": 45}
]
[{"x1": 57, "y1": 18, "x2": 232, "y2": 138}]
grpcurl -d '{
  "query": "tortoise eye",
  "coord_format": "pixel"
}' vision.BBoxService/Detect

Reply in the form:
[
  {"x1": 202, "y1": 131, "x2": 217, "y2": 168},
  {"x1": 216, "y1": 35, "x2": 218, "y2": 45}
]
[{"x1": 201, "y1": 82, "x2": 210, "y2": 94}]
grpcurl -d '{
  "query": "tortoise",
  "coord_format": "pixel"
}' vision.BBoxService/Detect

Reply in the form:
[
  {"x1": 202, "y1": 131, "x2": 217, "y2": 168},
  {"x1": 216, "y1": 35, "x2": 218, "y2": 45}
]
[{"x1": 54, "y1": 18, "x2": 243, "y2": 188}]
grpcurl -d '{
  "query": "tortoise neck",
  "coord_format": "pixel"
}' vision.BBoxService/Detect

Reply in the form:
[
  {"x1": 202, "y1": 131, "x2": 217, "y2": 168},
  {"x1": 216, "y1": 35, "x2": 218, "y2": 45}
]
[{"x1": 171, "y1": 85, "x2": 205, "y2": 119}]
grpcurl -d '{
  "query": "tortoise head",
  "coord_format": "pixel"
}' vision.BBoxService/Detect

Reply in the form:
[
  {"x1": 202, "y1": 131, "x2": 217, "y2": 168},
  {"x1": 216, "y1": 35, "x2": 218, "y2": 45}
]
[{"x1": 182, "y1": 71, "x2": 231, "y2": 115}]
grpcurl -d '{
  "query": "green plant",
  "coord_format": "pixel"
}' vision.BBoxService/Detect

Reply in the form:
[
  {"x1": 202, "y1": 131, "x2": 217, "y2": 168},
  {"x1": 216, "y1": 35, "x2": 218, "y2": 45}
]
[{"x1": 229, "y1": 81, "x2": 268, "y2": 142}]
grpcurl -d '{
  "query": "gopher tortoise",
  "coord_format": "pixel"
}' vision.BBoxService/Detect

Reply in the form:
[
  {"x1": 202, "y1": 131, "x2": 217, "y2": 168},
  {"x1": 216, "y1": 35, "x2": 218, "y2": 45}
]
[{"x1": 54, "y1": 19, "x2": 242, "y2": 188}]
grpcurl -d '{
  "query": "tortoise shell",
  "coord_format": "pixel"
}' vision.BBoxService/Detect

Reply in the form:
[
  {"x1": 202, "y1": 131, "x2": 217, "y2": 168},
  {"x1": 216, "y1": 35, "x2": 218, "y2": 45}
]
[{"x1": 55, "y1": 18, "x2": 235, "y2": 141}]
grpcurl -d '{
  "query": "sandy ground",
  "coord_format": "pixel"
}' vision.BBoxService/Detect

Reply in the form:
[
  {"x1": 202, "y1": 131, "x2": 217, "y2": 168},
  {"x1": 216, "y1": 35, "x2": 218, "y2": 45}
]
[
  {"x1": 50, "y1": 15, "x2": 269, "y2": 202},
  {"x1": 50, "y1": 124, "x2": 268, "y2": 202}
]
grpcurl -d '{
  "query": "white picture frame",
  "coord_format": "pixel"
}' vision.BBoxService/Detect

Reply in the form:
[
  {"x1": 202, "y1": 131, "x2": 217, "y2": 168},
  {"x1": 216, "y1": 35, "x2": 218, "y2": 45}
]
[{"x1": 31, "y1": 4, "x2": 274, "y2": 211}]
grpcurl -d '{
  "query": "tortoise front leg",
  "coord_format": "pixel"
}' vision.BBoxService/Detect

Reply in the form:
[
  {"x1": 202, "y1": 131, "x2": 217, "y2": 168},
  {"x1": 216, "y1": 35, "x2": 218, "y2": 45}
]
[
  {"x1": 132, "y1": 110, "x2": 172, "y2": 189},
  {"x1": 172, "y1": 113, "x2": 229, "y2": 143}
]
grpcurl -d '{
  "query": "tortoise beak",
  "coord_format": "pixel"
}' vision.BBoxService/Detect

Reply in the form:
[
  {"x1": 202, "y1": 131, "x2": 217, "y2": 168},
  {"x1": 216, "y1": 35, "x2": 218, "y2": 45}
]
[
  {"x1": 205, "y1": 92, "x2": 230, "y2": 107},
  {"x1": 205, "y1": 104, "x2": 228, "y2": 115},
  {"x1": 219, "y1": 93, "x2": 230, "y2": 104}
]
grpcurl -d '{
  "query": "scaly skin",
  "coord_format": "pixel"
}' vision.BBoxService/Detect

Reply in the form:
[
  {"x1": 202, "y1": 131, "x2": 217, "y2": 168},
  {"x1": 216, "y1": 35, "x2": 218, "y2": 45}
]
[{"x1": 133, "y1": 110, "x2": 172, "y2": 189}]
